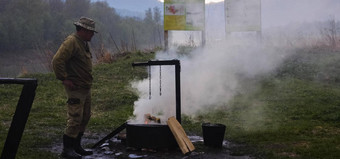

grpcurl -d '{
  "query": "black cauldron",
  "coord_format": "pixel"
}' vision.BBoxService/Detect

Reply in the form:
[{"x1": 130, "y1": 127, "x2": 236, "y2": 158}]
[{"x1": 126, "y1": 123, "x2": 177, "y2": 149}]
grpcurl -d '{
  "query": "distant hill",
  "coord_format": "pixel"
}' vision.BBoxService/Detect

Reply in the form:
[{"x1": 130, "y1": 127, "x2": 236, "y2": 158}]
[
  {"x1": 116, "y1": 8, "x2": 144, "y2": 19},
  {"x1": 92, "y1": 0, "x2": 163, "y2": 13},
  {"x1": 92, "y1": 0, "x2": 163, "y2": 19}
]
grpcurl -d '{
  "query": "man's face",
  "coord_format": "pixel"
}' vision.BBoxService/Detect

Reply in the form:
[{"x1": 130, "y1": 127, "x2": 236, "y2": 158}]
[{"x1": 83, "y1": 29, "x2": 95, "y2": 41}]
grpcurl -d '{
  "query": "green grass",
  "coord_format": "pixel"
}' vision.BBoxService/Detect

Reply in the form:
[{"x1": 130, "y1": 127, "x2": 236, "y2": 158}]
[
  {"x1": 184, "y1": 49, "x2": 340, "y2": 159},
  {"x1": 1, "y1": 49, "x2": 340, "y2": 159},
  {"x1": 0, "y1": 52, "x2": 154, "y2": 159},
  {"x1": 221, "y1": 78, "x2": 340, "y2": 158}
]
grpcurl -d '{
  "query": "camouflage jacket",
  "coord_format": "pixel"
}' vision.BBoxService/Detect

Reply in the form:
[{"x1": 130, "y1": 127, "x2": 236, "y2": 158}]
[{"x1": 52, "y1": 33, "x2": 93, "y2": 88}]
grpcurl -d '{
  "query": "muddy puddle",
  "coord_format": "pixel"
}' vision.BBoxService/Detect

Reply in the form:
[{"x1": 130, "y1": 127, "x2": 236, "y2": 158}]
[{"x1": 50, "y1": 134, "x2": 254, "y2": 159}]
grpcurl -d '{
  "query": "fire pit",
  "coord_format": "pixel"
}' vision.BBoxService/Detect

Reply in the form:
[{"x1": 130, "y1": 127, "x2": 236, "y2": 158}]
[
  {"x1": 93, "y1": 60, "x2": 182, "y2": 150},
  {"x1": 127, "y1": 60, "x2": 182, "y2": 149},
  {"x1": 126, "y1": 123, "x2": 177, "y2": 149}
]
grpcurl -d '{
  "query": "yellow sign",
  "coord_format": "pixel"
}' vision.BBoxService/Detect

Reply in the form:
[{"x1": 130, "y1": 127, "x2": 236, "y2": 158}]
[{"x1": 164, "y1": 0, "x2": 205, "y2": 31}]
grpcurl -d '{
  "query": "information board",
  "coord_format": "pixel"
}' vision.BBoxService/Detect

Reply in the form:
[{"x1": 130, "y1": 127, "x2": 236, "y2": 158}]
[
  {"x1": 164, "y1": 0, "x2": 205, "y2": 31},
  {"x1": 225, "y1": 0, "x2": 261, "y2": 32}
]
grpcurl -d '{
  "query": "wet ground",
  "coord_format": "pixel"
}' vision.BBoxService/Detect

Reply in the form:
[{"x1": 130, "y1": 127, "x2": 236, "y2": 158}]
[{"x1": 51, "y1": 134, "x2": 254, "y2": 159}]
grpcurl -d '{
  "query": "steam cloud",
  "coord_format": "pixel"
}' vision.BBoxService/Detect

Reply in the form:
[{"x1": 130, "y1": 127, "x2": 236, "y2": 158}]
[
  {"x1": 130, "y1": 36, "x2": 293, "y2": 124},
  {"x1": 128, "y1": 0, "x2": 338, "y2": 124}
]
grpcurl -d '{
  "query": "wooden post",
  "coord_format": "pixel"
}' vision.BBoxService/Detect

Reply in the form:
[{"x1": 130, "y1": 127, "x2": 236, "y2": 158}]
[
  {"x1": 257, "y1": 31, "x2": 262, "y2": 43},
  {"x1": 202, "y1": 30, "x2": 206, "y2": 47},
  {"x1": 164, "y1": 30, "x2": 169, "y2": 51}
]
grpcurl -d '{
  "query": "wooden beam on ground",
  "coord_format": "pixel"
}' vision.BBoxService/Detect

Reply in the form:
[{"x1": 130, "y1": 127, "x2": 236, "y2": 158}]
[{"x1": 167, "y1": 116, "x2": 195, "y2": 154}]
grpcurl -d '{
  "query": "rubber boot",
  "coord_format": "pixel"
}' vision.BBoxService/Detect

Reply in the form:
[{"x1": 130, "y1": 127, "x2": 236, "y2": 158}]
[
  {"x1": 61, "y1": 135, "x2": 82, "y2": 159},
  {"x1": 74, "y1": 132, "x2": 93, "y2": 156}
]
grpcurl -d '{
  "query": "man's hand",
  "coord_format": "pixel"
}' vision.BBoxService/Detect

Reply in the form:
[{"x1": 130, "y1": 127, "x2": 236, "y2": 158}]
[{"x1": 62, "y1": 80, "x2": 75, "y2": 90}]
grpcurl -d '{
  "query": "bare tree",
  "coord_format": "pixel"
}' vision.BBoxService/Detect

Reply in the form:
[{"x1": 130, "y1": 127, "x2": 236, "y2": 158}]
[
  {"x1": 320, "y1": 16, "x2": 338, "y2": 49},
  {"x1": 153, "y1": 7, "x2": 162, "y2": 47}
]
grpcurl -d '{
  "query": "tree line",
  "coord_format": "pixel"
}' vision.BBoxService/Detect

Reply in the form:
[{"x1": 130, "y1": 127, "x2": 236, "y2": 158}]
[{"x1": 0, "y1": 0, "x2": 163, "y2": 53}]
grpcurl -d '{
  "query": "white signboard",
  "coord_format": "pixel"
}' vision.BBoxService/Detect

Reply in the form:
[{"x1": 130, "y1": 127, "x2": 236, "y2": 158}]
[{"x1": 225, "y1": 0, "x2": 261, "y2": 32}]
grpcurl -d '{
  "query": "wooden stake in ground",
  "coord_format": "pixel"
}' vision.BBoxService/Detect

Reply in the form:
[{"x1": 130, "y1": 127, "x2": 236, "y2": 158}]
[{"x1": 167, "y1": 116, "x2": 195, "y2": 154}]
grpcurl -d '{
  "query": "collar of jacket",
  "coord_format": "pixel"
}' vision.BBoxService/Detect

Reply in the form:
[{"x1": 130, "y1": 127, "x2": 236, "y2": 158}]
[{"x1": 73, "y1": 33, "x2": 86, "y2": 43}]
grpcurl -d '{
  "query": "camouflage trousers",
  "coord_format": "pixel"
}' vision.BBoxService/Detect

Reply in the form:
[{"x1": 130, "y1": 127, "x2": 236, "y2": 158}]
[{"x1": 64, "y1": 86, "x2": 91, "y2": 138}]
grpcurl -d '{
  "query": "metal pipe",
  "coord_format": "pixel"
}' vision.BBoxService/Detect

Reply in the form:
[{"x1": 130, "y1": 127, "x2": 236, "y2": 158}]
[
  {"x1": 0, "y1": 78, "x2": 38, "y2": 159},
  {"x1": 132, "y1": 60, "x2": 181, "y2": 123},
  {"x1": 0, "y1": 78, "x2": 38, "y2": 85},
  {"x1": 132, "y1": 59, "x2": 180, "y2": 67},
  {"x1": 175, "y1": 63, "x2": 181, "y2": 123}
]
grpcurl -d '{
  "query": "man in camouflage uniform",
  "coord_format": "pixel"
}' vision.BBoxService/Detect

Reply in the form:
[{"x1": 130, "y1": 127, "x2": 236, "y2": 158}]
[{"x1": 52, "y1": 16, "x2": 97, "y2": 159}]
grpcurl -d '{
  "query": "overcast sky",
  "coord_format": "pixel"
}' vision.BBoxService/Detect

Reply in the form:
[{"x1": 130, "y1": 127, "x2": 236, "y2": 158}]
[
  {"x1": 262, "y1": 0, "x2": 340, "y2": 28},
  {"x1": 94, "y1": 0, "x2": 340, "y2": 28}
]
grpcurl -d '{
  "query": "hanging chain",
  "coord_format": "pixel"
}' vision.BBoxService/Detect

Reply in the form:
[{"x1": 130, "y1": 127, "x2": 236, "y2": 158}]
[
  {"x1": 148, "y1": 65, "x2": 151, "y2": 100},
  {"x1": 159, "y1": 65, "x2": 162, "y2": 96}
]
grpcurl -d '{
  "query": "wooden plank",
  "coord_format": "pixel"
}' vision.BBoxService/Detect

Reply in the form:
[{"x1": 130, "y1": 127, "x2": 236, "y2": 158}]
[{"x1": 167, "y1": 116, "x2": 195, "y2": 154}]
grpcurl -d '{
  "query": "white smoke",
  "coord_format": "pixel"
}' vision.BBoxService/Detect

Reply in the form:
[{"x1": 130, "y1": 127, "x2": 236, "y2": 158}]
[
  {"x1": 130, "y1": 35, "x2": 293, "y2": 124},
  {"x1": 128, "y1": 0, "x2": 339, "y2": 124}
]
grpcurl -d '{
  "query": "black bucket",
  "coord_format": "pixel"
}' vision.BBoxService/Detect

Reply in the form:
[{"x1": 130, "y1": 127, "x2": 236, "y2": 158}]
[{"x1": 202, "y1": 123, "x2": 226, "y2": 148}]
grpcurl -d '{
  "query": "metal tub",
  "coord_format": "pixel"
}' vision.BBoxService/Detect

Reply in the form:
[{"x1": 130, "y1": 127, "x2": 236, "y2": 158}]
[{"x1": 126, "y1": 123, "x2": 177, "y2": 149}]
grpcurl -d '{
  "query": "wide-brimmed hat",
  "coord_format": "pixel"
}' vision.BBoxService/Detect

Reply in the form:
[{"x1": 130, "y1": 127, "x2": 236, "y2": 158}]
[{"x1": 74, "y1": 16, "x2": 97, "y2": 33}]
